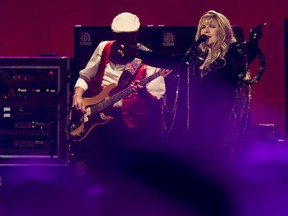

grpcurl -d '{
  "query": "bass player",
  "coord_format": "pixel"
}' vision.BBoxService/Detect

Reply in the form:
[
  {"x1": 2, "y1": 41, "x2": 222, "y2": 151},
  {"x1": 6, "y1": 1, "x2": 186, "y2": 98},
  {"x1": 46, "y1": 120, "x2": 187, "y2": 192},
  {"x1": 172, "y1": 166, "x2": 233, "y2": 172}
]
[{"x1": 70, "y1": 12, "x2": 167, "y2": 182}]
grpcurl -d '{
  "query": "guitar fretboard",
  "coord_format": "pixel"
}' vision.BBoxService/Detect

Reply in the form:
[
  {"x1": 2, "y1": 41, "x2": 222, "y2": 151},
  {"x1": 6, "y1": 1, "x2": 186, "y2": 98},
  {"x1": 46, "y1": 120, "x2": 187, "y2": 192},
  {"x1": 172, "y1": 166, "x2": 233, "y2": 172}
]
[{"x1": 91, "y1": 70, "x2": 161, "y2": 114}]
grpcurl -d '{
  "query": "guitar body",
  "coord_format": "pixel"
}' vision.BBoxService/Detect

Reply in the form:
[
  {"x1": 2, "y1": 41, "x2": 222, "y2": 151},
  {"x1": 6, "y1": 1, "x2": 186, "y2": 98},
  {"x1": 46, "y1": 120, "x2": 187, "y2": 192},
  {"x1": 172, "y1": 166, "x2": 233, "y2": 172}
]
[
  {"x1": 68, "y1": 68, "x2": 173, "y2": 142},
  {"x1": 68, "y1": 83, "x2": 117, "y2": 142}
]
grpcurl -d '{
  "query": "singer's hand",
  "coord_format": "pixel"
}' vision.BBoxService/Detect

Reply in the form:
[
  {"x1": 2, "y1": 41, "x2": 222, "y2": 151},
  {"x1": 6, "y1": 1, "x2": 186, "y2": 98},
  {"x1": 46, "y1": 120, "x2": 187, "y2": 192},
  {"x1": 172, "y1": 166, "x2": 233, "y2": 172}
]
[{"x1": 250, "y1": 23, "x2": 267, "y2": 41}]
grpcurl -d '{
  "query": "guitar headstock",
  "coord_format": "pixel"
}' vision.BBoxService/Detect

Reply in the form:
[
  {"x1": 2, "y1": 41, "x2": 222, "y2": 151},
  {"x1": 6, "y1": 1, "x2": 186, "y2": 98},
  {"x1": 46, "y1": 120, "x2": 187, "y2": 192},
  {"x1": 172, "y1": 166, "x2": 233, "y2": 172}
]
[{"x1": 159, "y1": 68, "x2": 173, "y2": 78}]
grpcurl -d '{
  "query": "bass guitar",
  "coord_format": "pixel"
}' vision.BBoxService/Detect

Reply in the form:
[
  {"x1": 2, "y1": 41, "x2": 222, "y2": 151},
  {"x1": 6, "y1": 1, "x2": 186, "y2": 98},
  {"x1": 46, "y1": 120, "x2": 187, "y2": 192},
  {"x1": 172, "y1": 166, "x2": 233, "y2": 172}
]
[{"x1": 68, "y1": 69, "x2": 172, "y2": 142}]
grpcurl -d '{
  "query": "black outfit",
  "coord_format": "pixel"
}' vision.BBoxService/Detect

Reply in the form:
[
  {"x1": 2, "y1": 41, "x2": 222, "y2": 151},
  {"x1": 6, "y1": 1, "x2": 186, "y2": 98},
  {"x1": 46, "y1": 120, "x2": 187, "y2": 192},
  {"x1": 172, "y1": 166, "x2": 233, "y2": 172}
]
[{"x1": 138, "y1": 40, "x2": 260, "y2": 166}]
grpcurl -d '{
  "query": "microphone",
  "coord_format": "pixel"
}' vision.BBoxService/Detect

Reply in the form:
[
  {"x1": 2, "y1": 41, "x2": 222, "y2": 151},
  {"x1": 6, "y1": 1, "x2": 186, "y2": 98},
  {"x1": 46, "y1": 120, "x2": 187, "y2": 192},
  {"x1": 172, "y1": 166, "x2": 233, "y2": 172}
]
[{"x1": 185, "y1": 34, "x2": 208, "y2": 56}]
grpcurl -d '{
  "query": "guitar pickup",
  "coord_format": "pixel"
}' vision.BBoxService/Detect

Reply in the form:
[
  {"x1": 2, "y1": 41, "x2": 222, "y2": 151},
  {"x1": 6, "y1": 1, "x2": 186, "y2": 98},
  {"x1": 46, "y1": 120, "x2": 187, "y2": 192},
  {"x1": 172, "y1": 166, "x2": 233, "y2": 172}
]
[{"x1": 83, "y1": 108, "x2": 91, "y2": 122}]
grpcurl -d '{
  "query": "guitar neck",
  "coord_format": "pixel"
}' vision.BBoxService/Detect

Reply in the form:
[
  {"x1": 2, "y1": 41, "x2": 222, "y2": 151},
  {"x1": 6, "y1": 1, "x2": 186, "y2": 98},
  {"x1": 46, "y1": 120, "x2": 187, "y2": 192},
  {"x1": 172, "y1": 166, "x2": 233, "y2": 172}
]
[
  {"x1": 140, "y1": 71, "x2": 161, "y2": 86},
  {"x1": 100, "y1": 71, "x2": 160, "y2": 109}
]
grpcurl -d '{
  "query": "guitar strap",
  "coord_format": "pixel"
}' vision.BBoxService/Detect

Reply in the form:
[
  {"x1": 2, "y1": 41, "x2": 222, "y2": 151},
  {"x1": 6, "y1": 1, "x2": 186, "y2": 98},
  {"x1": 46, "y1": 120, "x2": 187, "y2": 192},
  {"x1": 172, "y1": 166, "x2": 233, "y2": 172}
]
[
  {"x1": 122, "y1": 65, "x2": 148, "y2": 128},
  {"x1": 118, "y1": 57, "x2": 143, "y2": 89},
  {"x1": 91, "y1": 40, "x2": 113, "y2": 96}
]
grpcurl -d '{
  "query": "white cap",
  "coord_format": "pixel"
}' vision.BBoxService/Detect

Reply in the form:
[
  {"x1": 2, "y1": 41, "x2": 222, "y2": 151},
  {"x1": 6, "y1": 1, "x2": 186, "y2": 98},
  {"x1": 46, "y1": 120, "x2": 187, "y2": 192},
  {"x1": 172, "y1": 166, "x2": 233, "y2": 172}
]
[{"x1": 111, "y1": 12, "x2": 140, "y2": 33}]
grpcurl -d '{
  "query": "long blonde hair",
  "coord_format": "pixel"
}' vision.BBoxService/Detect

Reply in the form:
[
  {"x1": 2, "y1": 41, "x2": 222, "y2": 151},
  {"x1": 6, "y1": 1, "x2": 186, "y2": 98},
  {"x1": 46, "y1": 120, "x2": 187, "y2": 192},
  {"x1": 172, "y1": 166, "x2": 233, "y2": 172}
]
[{"x1": 196, "y1": 10, "x2": 237, "y2": 70}]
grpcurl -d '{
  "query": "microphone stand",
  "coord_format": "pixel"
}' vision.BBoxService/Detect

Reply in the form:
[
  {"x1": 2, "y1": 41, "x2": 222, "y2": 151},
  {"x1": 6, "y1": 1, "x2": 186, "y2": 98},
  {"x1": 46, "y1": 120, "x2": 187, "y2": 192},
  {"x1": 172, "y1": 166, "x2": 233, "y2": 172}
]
[
  {"x1": 185, "y1": 50, "x2": 199, "y2": 145},
  {"x1": 185, "y1": 60, "x2": 190, "y2": 144},
  {"x1": 183, "y1": 35, "x2": 207, "y2": 144}
]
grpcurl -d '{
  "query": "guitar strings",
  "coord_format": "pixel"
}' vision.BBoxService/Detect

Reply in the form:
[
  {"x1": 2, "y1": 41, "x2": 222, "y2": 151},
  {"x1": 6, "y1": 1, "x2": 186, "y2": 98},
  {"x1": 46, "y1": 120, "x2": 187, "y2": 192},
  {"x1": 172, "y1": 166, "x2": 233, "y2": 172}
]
[{"x1": 88, "y1": 71, "x2": 161, "y2": 117}]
